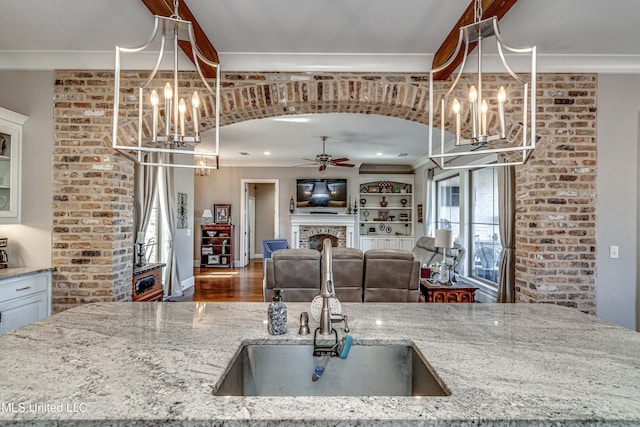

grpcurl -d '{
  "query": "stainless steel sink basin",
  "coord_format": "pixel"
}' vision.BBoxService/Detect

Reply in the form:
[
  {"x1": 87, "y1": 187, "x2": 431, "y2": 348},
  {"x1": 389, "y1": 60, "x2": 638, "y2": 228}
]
[{"x1": 214, "y1": 343, "x2": 450, "y2": 396}]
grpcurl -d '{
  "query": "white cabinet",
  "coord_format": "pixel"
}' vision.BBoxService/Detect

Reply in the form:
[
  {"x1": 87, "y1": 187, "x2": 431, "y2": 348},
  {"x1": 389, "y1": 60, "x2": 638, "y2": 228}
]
[
  {"x1": 358, "y1": 236, "x2": 415, "y2": 252},
  {"x1": 0, "y1": 107, "x2": 28, "y2": 224},
  {"x1": 359, "y1": 237, "x2": 376, "y2": 252},
  {"x1": 0, "y1": 271, "x2": 51, "y2": 334},
  {"x1": 399, "y1": 237, "x2": 415, "y2": 251}
]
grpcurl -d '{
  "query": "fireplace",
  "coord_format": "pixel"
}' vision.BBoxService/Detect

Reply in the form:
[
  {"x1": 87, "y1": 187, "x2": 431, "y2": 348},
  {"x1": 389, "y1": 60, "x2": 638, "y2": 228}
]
[
  {"x1": 308, "y1": 234, "x2": 339, "y2": 250},
  {"x1": 290, "y1": 214, "x2": 356, "y2": 249}
]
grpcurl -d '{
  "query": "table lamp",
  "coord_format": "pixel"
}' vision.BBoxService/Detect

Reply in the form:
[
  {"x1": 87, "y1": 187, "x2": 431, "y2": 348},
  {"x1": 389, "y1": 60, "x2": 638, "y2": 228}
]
[
  {"x1": 202, "y1": 209, "x2": 214, "y2": 225},
  {"x1": 435, "y1": 229, "x2": 454, "y2": 285}
]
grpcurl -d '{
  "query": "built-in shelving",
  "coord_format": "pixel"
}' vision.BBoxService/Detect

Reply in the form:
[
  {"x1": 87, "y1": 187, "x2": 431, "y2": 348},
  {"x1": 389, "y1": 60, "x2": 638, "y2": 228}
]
[{"x1": 358, "y1": 175, "x2": 415, "y2": 251}]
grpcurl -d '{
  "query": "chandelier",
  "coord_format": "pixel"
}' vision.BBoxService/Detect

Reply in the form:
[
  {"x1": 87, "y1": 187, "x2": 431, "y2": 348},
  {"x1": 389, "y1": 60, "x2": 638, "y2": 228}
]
[
  {"x1": 112, "y1": 0, "x2": 220, "y2": 170},
  {"x1": 428, "y1": 0, "x2": 536, "y2": 169},
  {"x1": 194, "y1": 155, "x2": 217, "y2": 176}
]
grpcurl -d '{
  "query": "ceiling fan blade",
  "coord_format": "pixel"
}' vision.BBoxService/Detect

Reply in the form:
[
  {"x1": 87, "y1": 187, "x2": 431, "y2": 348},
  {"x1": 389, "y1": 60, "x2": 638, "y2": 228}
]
[
  {"x1": 333, "y1": 162, "x2": 356, "y2": 167},
  {"x1": 331, "y1": 157, "x2": 349, "y2": 163},
  {"x1": 302, "y1": 157, "x2": 317, "y2": 162}
]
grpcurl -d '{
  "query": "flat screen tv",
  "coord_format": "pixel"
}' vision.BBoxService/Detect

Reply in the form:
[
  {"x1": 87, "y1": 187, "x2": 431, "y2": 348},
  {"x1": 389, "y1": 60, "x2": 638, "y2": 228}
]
[{"x1": 296, "y1": 178, "x2": 347, "y2": 208}]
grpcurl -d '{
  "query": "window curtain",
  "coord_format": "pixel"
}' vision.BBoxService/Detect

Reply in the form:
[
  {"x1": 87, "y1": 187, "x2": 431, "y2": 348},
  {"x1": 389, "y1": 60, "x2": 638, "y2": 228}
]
[
  {"x1": 424, "y1": 168, "x2": 434, "y2": 237},
  {"x1": 158, "y1": 153, "x2": 183, "y2": 298},
  {"x1": 497, "y1": 160, "x2": 516, "y2": 303},
  {"x1": 134, "y1": 153, "x2": 158, "y2": 255}
]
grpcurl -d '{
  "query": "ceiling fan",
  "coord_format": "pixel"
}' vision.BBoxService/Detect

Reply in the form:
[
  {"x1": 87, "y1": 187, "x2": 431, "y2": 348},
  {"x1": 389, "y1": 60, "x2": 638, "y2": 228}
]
[{"x1": 303, "y1": 136, "x2": 355, "y2": 171}]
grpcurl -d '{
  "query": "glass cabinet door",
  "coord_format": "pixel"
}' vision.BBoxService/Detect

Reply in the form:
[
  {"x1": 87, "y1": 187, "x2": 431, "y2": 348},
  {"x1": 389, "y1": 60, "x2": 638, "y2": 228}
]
[{"x1": 0, "y1": 107, "x2": 28, "y2": 224}]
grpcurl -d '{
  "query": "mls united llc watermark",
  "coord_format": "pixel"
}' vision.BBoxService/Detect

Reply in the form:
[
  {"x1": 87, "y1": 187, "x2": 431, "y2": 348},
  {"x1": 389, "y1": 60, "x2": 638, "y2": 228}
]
[{"x1": 1, "y1": 402, "x2": 87, "y2": 413}]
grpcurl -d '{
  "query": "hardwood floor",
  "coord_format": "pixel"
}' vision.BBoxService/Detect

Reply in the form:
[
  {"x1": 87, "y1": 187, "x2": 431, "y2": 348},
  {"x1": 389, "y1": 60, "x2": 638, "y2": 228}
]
[{"x1": 191, "y1": 259, "x2": 265, "y2": 302}]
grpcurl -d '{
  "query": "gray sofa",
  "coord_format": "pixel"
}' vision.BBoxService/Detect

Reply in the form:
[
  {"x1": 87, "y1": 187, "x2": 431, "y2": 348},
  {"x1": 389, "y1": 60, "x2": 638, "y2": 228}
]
[{"x1": 264, "y1": 247, "x2": 419, "y2": 302}]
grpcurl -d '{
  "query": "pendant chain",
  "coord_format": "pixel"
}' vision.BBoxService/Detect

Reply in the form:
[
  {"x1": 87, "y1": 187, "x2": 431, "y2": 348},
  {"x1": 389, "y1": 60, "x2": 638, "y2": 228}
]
[{"x1": 474, "y1": 0, "x2": 483, "y2": 23}]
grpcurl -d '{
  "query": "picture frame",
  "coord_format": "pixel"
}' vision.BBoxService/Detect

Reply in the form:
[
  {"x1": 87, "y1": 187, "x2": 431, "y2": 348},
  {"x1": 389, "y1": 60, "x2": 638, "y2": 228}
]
[
  {"x1": 214, "y1": 204, "x2": 231, "y2": 224},
  {"x1": 208, "y1": 255, "x2": 220, "y2": 265},
  {"x1": 177, "y1": 192, "x2": 188, "y2": 229},
  {"x1": 417, "y1": 204, "x2": 423, "y2": 223}
]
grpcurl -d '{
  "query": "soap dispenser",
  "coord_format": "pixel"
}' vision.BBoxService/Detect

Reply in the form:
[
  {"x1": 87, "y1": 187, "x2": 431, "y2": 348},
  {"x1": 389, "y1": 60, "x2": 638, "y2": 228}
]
[{"x1": 268, "y1": 289, "x2": 287, "y2": 335}]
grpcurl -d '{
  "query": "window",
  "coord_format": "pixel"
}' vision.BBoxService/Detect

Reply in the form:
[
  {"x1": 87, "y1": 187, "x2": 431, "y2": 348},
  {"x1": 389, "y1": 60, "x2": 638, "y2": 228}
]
[
  {"x1": 433, "y1": 166, "x2": 502, "y2": 288},
  {"x1": 435, "y1": 175, "x2": 461, "y2": 240},
  {"x1": 470, "y1": 168, "x2": 501, "y2": 284}
]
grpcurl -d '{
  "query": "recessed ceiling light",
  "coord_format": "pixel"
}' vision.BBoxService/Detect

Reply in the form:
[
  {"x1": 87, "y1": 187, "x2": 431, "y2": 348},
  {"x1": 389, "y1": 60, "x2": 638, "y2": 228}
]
[
  {"x1": 264, "y1": 151, "x2": 271, "y2": 155},
  {"x1": 272, "y1": 116, "x2": 311, "y2": 123},
  {"x1": 376, "y1": 152, "x2": 383, "y2": 156}
]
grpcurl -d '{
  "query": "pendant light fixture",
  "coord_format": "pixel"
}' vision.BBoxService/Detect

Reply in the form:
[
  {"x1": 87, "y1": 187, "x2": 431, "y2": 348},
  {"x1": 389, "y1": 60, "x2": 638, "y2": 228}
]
[
  {"x1": 428, "y1": 0, "x2": 536, "y2": 169},
  {"x1": 112, "y1": 0, "x2": 220, "y2": 170}
]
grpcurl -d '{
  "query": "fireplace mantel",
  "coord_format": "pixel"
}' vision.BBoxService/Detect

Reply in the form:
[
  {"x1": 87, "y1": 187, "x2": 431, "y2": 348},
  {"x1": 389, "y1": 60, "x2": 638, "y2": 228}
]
[{"x1": 290, "y1": 213, "x2": 357, "y2": 248}]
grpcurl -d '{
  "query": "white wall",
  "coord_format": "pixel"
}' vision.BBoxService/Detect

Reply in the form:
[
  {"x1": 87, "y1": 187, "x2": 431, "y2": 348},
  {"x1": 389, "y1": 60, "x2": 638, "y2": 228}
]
[
  {"x1": 0, "y1": 71, "x2": 54, "y2": 268},
  {"x1": 173, "y1": 162, "x2": 195, "y2": 290},
  {"x1": 596, "y1": 74, "x2": 640, "y2": 331}
]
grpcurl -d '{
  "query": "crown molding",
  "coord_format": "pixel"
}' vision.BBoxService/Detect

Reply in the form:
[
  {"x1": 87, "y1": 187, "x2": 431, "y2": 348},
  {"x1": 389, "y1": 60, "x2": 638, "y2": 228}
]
[{"x1": 1, "y1": 50, "x2": 639, "y2": 74}]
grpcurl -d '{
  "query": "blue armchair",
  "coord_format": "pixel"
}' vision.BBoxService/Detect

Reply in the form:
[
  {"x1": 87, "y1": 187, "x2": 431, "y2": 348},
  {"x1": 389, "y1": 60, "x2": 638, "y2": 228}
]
[{"x1": 262, "y1": 239, "x2": 290, "y2": 259}]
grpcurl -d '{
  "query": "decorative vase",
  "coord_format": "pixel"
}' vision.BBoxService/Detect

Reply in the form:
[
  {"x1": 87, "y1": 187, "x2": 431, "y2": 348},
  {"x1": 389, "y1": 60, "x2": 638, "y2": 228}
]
[
  {"x1": 400, "y1": 198, "x2": 407, "y2": 207},
  {"x1": 360, "y1": 198, "x2": 366, "y2": 207},
  {"x1": 379, "y1": 196, "x2": 388, "y2": 207}
]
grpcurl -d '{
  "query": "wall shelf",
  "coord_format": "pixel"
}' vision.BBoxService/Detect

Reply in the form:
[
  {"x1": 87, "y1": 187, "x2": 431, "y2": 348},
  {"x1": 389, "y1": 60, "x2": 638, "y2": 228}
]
[{"x1": 358, "y1": 175, "x2": 415, "y2": 251}]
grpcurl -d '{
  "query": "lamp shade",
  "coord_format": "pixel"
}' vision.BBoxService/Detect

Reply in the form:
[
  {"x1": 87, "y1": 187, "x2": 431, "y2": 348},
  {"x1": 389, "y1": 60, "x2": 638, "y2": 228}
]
[
  {"x1": 202, "y1": 209, "x2": 213, "y2": 218},
  {"x1": 434, "y1": 229, "x2": 454, "y2": 249}
]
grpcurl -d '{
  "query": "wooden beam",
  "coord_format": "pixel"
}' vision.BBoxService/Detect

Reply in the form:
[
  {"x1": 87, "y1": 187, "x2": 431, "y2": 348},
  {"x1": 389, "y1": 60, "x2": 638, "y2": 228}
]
[
  {"x1": 140, "y1": 0, "x2": 219, "y2": 78},
  {"x1": 431, "y1": 0, "x2": 518, "y2": 80}
]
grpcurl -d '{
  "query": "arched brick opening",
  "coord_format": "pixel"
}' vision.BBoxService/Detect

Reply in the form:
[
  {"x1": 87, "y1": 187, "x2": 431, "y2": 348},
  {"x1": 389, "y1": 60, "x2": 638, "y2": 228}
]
[{"x1": 53, "y1": 71, "x2": 596, "y2": 314}]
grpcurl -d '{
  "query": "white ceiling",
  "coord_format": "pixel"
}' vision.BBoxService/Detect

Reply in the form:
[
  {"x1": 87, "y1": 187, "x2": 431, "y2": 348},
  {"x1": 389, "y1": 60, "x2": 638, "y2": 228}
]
[{"x1": 2, "y1": 0, "x2": 640, "y2": 168}]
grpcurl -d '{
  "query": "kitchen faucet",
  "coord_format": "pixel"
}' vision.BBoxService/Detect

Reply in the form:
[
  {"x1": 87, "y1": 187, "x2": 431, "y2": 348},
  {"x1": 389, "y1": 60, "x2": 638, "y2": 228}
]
[
  {"x1": 318, "y1": 238, "x2": 349, "y2": 336},
  {"x1": 312, "y1": 238, "x2": 352, "y2": 380}
]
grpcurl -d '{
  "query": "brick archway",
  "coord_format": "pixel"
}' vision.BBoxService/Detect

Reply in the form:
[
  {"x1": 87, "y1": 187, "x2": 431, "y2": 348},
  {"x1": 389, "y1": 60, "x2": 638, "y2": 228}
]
[{"x1": 53, "y1": 70, "x2": 597, "y2": 315}]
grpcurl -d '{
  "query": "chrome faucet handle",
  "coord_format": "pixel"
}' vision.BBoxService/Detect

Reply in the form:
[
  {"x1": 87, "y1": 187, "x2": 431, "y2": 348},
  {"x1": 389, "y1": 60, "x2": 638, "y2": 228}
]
[
  {"x1": 299, "y1": 312, "x2": 310, "y2": 335},
  {"x1": 330, "y1": 314, "x2": 349, "y2": 333}
]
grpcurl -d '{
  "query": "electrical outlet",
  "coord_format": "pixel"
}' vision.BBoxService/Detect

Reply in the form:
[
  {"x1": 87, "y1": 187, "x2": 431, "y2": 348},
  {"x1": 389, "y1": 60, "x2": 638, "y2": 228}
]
[{"x1": 609, "y1": 245, "x2": 619, "y2": 259}]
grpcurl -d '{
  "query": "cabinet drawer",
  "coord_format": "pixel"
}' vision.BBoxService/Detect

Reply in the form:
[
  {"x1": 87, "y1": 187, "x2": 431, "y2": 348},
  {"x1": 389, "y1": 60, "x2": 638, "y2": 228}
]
[{"x1": 0, "y1": 273, "x2": 49, "y2": 302}]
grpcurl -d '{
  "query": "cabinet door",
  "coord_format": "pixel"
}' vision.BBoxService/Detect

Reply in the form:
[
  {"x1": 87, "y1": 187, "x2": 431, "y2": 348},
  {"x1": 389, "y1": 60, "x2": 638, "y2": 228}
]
[
  {"x1": 0, "y1": 108, "x2": 28, "y2": 224},
  {"x1": 374, "y1": 238, "x2": 399, "y2": 249},
  {"x1": 399, "y1": 237, "x2": 415, "y2": 251},
  {"x1": 359, "y1": 237, "x2": 375, "y2": 252},
  {"x1": 0, "y1": 292, "x2": 48, "y2": 334}
]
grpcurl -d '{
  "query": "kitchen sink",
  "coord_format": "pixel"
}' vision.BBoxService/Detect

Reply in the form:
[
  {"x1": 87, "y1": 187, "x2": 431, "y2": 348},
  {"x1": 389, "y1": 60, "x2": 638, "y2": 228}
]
[{"x1": 214, "y1": 342, "x2": 450, "y2": 396}]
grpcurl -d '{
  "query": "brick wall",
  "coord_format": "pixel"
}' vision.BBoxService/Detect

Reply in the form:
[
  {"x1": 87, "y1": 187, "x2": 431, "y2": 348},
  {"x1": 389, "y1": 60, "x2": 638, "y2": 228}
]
[
  {"x1": 514, "y1": 75, "x2": 597, "y2": 313},
  {"x1": 51, "y1": 71, "x2": 597, "y2": 314},
  {"x1": 53, "y1": 71, "x2": 134, "y2": 312}
]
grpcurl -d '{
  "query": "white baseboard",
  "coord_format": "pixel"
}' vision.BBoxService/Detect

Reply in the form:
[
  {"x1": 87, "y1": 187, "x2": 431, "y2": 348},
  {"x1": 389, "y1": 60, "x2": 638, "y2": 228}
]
[{"x1": 181, "y1": 276, "x2": 195, "y2": 291}]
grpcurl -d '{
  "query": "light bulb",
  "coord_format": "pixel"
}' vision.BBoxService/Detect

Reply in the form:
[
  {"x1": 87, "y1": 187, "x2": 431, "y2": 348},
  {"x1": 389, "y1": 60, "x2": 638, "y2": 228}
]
[
  {"x1": 179, "y1": 98, "x2": 187, "y2": 114},
  {"x1": 498, "y1": 86, "x2": 506, "y2": 103},
  {"x1": 164, "y1": 82, "x2": 173, "y2": 99},
  {"x1": 150, "y1": 90, "x2": 159, "y2": 106},
  {"x1": 192, "y1": 91, "x2": 200, "y2": 108},
  {"x1": 469, "y1": 86, "x2": 478, "y2": 103},
  {"x1": 452, "y1": 98, "x2": 460, "y2": 114},
  {"x1": 481, "y1": 99, "x2": 488, "y2": 114}
]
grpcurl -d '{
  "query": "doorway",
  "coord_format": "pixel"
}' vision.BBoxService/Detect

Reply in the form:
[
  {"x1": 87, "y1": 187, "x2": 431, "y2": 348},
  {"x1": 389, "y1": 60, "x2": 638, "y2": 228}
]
[{"x1": 240, "y1": 179, "x2": 279, "y2": 267}]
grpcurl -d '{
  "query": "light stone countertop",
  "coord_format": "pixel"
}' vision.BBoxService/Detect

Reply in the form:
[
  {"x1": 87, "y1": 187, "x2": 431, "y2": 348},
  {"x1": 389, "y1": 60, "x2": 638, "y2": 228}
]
[
  {"x1": 0, "y1": 266, "x2": 53, "y2": 281},
  {"x1": 0, "y1": 302, "x2": 639, "y2": 426}
]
